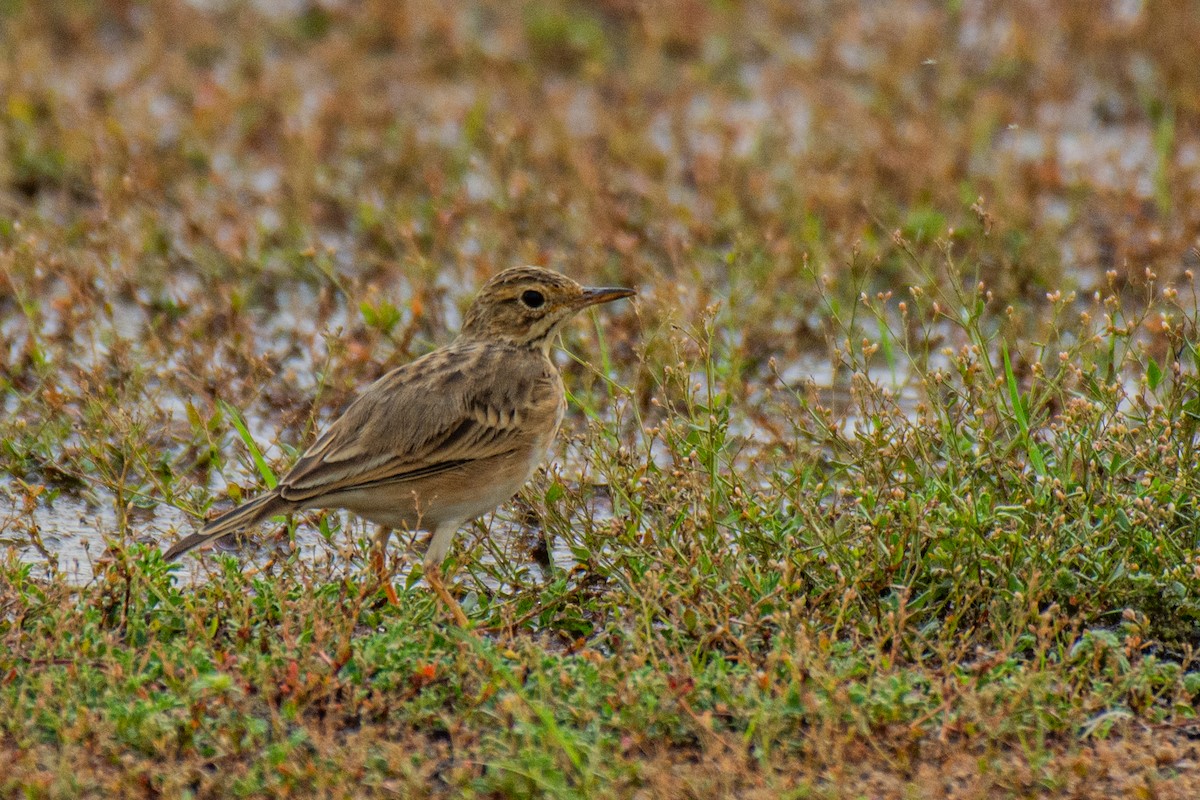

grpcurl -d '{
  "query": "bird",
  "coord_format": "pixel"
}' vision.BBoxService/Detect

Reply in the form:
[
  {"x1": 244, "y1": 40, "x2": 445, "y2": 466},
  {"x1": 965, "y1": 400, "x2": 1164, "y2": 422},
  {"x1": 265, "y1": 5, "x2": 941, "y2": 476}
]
[{"x1": 164, "y1": 266, "x2": 636, "y2": 626}]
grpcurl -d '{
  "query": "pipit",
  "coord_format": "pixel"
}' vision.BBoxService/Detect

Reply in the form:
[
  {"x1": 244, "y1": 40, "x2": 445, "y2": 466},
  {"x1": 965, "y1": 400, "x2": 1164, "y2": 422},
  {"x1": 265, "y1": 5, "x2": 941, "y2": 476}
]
[{"x1": 164, "y1": 266, "x2": 635, "y2": 626}]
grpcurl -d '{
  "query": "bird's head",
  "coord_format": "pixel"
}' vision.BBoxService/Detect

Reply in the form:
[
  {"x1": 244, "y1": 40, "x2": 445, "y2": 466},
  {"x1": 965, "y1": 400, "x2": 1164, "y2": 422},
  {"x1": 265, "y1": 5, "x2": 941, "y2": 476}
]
[{"x1": 460, "y1": 266, "x2": 635, "y2": 351}]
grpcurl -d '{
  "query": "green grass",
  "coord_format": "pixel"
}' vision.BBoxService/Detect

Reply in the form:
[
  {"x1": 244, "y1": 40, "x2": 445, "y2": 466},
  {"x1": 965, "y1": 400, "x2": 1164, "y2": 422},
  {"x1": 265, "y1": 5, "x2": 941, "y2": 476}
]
[{"x1": 4, "y1": 0, "x2": 1200, "y2": 797}]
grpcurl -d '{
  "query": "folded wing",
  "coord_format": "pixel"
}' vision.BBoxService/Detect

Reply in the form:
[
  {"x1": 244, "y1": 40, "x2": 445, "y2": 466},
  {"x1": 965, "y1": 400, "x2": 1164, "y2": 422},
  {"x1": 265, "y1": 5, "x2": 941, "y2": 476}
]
[{"x1": 276, "y1": 342, "x2": 556, "y2": 506}]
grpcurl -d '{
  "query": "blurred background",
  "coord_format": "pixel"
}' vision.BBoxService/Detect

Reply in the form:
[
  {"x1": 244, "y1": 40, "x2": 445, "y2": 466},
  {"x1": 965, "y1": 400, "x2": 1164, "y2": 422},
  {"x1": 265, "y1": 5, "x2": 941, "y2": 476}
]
[{"x1": 3, "y1": 0, "x2": 1197, "y2": 348}]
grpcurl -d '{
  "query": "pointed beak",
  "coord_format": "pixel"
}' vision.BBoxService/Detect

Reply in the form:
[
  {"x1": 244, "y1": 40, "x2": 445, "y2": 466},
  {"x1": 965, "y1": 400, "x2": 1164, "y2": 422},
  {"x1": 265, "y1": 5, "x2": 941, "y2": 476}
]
[{"x1": 577, "y1": 285, "x2": 637, "y2": 308}]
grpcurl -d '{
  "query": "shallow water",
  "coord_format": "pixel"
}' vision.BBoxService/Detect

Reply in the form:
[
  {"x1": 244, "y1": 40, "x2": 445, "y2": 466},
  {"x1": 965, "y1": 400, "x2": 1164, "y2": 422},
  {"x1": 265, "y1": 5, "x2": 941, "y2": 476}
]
[
  {"x1": 0, "y1": 473, "x2": 602, "y2": 593},
  {"x1": 1, "y1": 476, "x2": 192, "y2": 584}
]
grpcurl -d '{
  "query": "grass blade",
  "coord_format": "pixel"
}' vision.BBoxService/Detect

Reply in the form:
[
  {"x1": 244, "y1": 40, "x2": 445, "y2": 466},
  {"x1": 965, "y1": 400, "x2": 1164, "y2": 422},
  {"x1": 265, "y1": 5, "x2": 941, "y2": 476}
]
[
  {"x1": 218, "y1": 400, "x2": 278, "y2": 489},
  {"x1": 1002, "y1": 342, "x2": 1046, "y2": 476}
]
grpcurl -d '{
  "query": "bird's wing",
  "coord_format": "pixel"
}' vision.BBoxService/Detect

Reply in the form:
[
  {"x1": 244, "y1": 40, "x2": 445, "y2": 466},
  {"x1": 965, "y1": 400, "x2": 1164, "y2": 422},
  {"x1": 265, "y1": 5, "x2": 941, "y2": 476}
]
[{"x1": 276, "y1": 343, "x2": 558, "y2": 505}]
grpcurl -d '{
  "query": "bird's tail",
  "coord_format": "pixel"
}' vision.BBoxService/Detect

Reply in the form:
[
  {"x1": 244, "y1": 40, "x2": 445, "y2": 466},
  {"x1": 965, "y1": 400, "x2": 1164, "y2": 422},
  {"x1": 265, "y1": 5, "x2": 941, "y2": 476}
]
[{"x1": 163, "y1": 490, "x2": 293, "y2": 561}]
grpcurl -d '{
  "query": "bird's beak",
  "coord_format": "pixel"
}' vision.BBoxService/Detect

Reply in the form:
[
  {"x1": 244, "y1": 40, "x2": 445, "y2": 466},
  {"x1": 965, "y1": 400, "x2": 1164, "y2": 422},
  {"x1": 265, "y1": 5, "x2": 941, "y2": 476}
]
[{"x1": 577, "y1": 286, "x2": 637, "y2": 308}]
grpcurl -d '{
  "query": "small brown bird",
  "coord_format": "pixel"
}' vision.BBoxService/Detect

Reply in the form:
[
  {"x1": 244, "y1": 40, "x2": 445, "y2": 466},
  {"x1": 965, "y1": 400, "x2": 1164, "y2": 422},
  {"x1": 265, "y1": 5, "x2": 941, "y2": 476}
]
[{"x1": 164, "y1": 266, "x2": 635, "y2": 626}]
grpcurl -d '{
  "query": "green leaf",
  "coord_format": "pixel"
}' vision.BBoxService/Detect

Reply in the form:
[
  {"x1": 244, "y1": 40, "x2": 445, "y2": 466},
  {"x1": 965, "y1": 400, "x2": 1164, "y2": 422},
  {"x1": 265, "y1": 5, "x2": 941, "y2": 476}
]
[
  {"x1": 1147, "y1": 356, "x2": 1163, "y2": 391},
  {"x1": 218, "y1": 400, "x2": 277, "y2": 489},
  {"x1": 1002, "y1": 342, "x2": 1046, "y2": 475}
]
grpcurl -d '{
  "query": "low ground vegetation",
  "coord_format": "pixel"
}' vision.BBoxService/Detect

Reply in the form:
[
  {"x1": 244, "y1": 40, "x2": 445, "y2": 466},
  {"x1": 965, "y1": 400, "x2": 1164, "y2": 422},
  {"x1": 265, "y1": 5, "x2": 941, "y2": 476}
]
[{"x1": 3, "y1": 1, "x2": 1200, "y2": 797}]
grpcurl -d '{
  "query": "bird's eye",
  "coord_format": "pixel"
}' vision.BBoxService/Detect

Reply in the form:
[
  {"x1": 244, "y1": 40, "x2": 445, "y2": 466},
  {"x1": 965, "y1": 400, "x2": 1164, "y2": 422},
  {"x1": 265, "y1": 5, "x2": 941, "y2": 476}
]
[{"x1": 520, "y1": 289, "x2": 545, "y2": 308}]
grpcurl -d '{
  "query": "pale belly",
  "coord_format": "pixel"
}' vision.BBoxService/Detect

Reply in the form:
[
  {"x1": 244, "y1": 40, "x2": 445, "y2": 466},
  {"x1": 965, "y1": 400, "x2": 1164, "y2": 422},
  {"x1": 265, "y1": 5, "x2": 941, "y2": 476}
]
[{"x1": 309, "y1": 435, "x2": 556, "y2": 533}]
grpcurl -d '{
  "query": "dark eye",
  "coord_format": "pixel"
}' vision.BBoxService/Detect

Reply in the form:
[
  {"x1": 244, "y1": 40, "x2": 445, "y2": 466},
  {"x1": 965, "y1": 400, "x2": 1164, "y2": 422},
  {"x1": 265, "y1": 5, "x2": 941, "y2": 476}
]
[{"x1": 520, "y1": 289, "x2": 545, "y2": 308}]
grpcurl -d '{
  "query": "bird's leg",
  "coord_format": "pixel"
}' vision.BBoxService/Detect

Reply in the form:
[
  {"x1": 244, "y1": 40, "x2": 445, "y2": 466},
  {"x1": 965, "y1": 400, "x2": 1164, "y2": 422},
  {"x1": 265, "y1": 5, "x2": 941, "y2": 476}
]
[
  {"x1": 371, "y1": 526, "x2": 399, "y2": 605},
  {"x1": 423, "y1": 521, "x2": 469, "y2": 627},
  {"x1": 424, "y1": 562, "x2": 470, "y2": 628}
]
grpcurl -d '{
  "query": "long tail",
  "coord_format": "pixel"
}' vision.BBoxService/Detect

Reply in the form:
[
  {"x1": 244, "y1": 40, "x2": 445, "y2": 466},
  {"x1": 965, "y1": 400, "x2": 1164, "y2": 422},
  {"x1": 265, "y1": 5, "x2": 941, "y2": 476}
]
[{"x1": 163, "y1": 490, "x2": 293, "y2": 561}]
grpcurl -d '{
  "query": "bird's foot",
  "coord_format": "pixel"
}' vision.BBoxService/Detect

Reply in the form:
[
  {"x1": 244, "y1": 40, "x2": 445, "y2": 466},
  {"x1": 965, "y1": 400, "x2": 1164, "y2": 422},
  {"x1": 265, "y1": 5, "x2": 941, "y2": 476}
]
[{"x1": 425, "y1": 564, "x2": 471, "y2": 628}]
